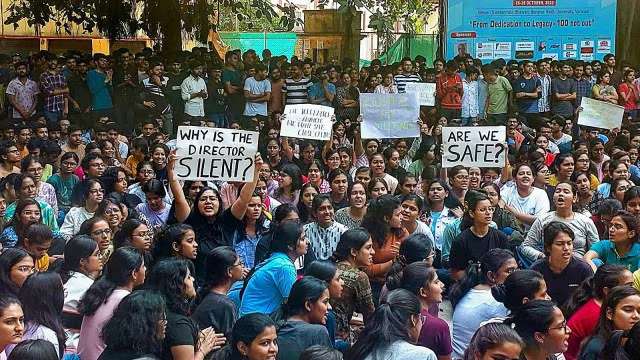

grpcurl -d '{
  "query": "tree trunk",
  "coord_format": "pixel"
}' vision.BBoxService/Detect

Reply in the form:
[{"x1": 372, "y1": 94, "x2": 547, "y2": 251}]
[{"x1": 162, "y1": 0, "x2": 183, "y2": 54}]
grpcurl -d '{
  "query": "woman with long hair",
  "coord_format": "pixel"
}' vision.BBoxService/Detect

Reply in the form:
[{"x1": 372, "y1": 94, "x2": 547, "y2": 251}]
[
  {"x1": 0, "y1": 296, "x2": 24, "y2": 359},
  {"x1": 462, "y1": 322, "x2": 523, "y2": 360},
  {"x1": 563, "y1": 264, "x2": 633, "y2": 360},
  {"x1": 610, "y1": 178, "x2": 634, "y2": 204},
  {"x1": 305, "y1": 260, "x2": 344, "y2": 347},
  {"x1": 152, "y1": 223, "x2": 198, "y2": 262},
  {"x1": 399, "y1": 194, "x2": 434, "y2": 239},
  {"x1": 112, "y1": 219, "x2": 153, "y2": 264},
  {"x1": 253, "y1": 204, "x2": 301, "y2": 266},
  {"x1": 423, "y1": 179, "x2": 459, "y2": 263},
  {"x1": 370, "y1": 153, "x2": 398, "y2": 194},
  {"x1": 146, "y1": 259, "x2": 224, "y2": 360},
  {"x1": 78, "y1": 247, "x2": 146, "y2": 360},
  {"x1": 167, "y1": 150, "x2": 261, "y2": 282},
  {"x1": 506, "y1": 299, "x2": 571, "y2": 360},
  {"x1": 135, "y1": 178, "x2": 171, "y2": 231},
  {"x1": 449, "y1": 190, "x2": 512, "y2": 280},
  {"x1": 276, "y1": 276, "x2": 333, "y2": 360},
  {"x1": 0, "y1": 198, "x2": 42, "y2": 248},
  {"x1": 47, "y1": 152, "x2": 80, "y2": 223},
  {"x1": 20, "y1": 155, "x2": 58, "y2": 216},
  {"x1": 239, "y1": 221, "x2": 308, "y2": 316},
  {"x1": 17, "y1": 223, "x2": 55, "y2": 272},
  {"x1": 573, "y1": 152, "x2": 600, "y2": 191},
  {"x1": 335, "y1": 181, "x2": 367, "y2": 229},
  {"x1": 521, "y1": 182, "x2": 599, "y2": 264},
  {"x1": 579, "y1": 286, "x2": 640, "y2": 359},
  {"x1": 327, "y1": 168, "x2": 350, "y2": 210},
  {"x1": 330, "y1": 228, "x2": 376, "y2": 342},
  {"x1": 548, "y1": 153, "x2": 575, "y2": 187},
  {"x1": 572, "y1": 171, "x2": 605, "y2": 216},
  {"x1": 4, "y1": 173, "x2": 57, "y2": 231},
  {"x1": 345, "y1": 289, "x2": 437, "y2": 360},
  {"x1": 99, "y1": 166, "x2": 141, "y2": 209},
  {"x1": 450, "y1": 249, "x2": 515, "y2": 358},
  {"x1": 59, "y1": 235, "x2": 102, "y2": 352},
  {"x1": 94, "y1": 196, "x2": 129, "y2": 235},
  {"x1": 384, "y1": 233, "x2": 435, "y2": 302},
  {"x1": 0, "y1": 247, "x2": 34, "y2": 296},
  {"x1": 597, "y1": 159, "x2": 630, "y2": 198},
  {"x1": 361, "y1": 194, "x2": 408, "y2": 303},
  {"x1": 297, "y1": 183, "x2": 319, "y2": 224},
  {"x1": 60, "y1": 178, "x2": 104, "y2": 239},
  {"x1": 304, "y1": 194, "x2": 348, "y2": 261},
  {"x1": 192, "y1": 246, "x2": 244, "y2": 338},
  {"x1": 492, "y1": 269, "x2": 551, "y2": 314},
  {"x1": 4, "y1": 272, "x2": 66, "y2": 358},
  {"x1": 99, "y1": 290, "x2": 167, "y2": 359},
  {"x1": 481, "y1": 182, "x2": 524, "y2": 241},
  {"x1": 592, "y1": 71, "x2": 619, "y2": 104},
  {"x1": 275, "y1": 163, "x2": 303, "y2": 206},
  {"x1": 500, "y1": 163, "x2": 551, "y2": 229},
  {"x1": 367, "y1": 176, "x2": 389, "y2": 200}
]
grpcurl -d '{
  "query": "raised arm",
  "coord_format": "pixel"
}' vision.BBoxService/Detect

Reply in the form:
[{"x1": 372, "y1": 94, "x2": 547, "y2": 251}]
[
  {"x1": 230, "y1": 154, "x2": 263, "y2": 219},
  {"x1": 167, "y1": 150, "x2": 191, "y2": 223}
]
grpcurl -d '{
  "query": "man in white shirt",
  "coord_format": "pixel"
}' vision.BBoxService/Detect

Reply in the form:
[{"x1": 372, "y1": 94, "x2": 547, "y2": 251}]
[
  {"x1": 180, "y1": 61, "x2": 208, "y2": 125},
  {"x1": 243, "y1": 63, "x2": 271, "y2": 131}
]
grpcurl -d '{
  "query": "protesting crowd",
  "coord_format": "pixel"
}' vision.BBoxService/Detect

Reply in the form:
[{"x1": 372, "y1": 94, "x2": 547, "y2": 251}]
[{"x1": 1, "y1": 45, "x2": 640, "y2": 360}]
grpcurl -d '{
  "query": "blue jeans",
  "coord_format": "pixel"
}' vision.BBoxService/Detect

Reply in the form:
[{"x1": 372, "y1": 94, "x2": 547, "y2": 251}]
[{"x1": 207, "y1": 112, "x2": 227, "y2": 127}]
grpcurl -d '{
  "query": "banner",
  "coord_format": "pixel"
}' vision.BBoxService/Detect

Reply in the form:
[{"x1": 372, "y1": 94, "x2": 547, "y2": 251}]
[
  {"x1": 405, "y1": 82, "x2": 436, "y2": 106},
  {"x1": 175, "y1": 126, "x2": 259, "y2": 182},
  {"x1": 360, "y1": 93, "x2": 420, "y2": 139},
  {"x1": 442, "y1": 126, "x2": 506, "y2": 168},
  {"x1": 446, "y1": 0, "x2": 617, "y2": 62},
  {"x1": 281, "y1": 104, "x2": 334, "y2": 140},
  {"x1": 578, "y1": 97, "x2": 624, "y2": 130}
]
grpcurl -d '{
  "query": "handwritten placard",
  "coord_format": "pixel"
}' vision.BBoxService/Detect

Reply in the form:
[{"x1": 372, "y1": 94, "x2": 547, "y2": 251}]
[
  {"x1": 442, "y1": 126, "x2": 507, "y2": 168},
  {"x1": 281, "y1": 104, "x2": 334, "y2": 140},
  {"x1": 175, "y1": 126, "x2": 258, "y2": 182},
  {"x1": 578, "y1": 97, "x2": 624, "y2": 130},
  {"x1": 405, "y1": 82, "x2": 436, "y2": 106},
  {"x1": 360, "y1": 93, "x2": 420, "y2": 139}
]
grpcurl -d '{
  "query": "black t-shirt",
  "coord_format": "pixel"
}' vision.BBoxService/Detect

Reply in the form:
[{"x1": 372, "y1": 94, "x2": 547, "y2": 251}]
[
  {"x1": 276, "y1": 320, "x2": 332, "y2": 360},
  {"x1": 98, "y1": 349, "x2": 160, "y2": 360},
  {"x1": 531, "y1": 256, "x2": 594, "y2": 307},
  {"x1": 192, "y1": 292, "x2": 237, "y2": 338},
  {"x1": 161, "y1": 311, "x2": 199, "y2": 360},
  {"x1": 449, "y1": 228, "x2": 511, "y2": 271}
]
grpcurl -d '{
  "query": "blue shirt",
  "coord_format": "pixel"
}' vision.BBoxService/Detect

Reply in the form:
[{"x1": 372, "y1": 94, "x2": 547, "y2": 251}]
[
  {"x1": 308, "y1": 82, "x2": 336, "y2": 107},
  {"x1": 86, "y1": 70, "x2": 113, "y2": 110},
  {"x1": 239, "y1": 252, "x2": 297, "y2": 316},
  {"x1": 513, "y1": 76, "x2": 542, "y2": 114},
  {"x1": 590, "y1": 240, "x2": 640, "y2": 272}
]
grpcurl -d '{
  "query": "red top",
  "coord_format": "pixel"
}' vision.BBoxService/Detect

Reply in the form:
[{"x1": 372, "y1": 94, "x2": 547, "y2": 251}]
[
  {"x1": 565, "y1": 298, "x2": 601, "y2": 360},
  {"x1": 436, "y1": 73, "x2": 463, "y2": 110},
  {"x1": 618, "y1": 82, "x2": 638, "y2": 111}
]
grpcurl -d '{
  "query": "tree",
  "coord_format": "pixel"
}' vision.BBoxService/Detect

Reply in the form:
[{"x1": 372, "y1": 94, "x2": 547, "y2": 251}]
[{"x1": 4, "y1": 0, "x2": 300, "y2": 53}]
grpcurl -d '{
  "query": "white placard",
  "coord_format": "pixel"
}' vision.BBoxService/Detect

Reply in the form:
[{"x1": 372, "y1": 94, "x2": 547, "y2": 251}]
[
  {"x1": 360, "y1": 93, "x2": 420, "y2": 139},
  {"x1": 405, "y1": 82, "x2": 436, "y2": 106},
  {"x1": 281, "y1": 104, "x2": 334, "y2": 140},
  {"x1": 175, "y1": 126, "x2": 259, "y2": 182},
  {"x1": 578, "y1": 97, "x2": 624, "y2": 130},
  {"x1": 442, "y1": 126, "x2": 507, "y2": 168}
]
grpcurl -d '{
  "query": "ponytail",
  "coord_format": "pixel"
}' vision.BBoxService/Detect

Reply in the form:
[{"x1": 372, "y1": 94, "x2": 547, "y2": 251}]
[
  {"x1": 563, "y1": 264, "x2": 628, "y2": 316},
  {"x1": 450, "y1": 261, "x2": 484, "y2": 309}
]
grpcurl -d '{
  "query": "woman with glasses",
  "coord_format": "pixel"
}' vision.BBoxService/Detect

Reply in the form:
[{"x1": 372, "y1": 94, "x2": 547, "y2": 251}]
[
  {"x1": 585, "y1": 211, "x2": 640, "y2": 272},
  {"x1": 4, "y1": 174, "x2": 58, "y2": 233},
  {"x1": 447, "y1": 166, "x2": 470, "y2": 204},
  {"x1": 530, "y1": 221, "x2": 594, "y2": 307},
  {"x1": 78, "y1": 216, "x2": 114, "y2": 264},
  {"x1": 0, "y1": 247, "x2": 34, "y2": 297},
  {"x1": 58, "y1": 235, "x2": 102, "y2": 353},
  {"x1": 113, "y1": 219, "x2": 153, "y2": 264},
  {"x1": 597, "y1": 160, "x2": 631, "y2": 198},
  {"x1": 579, "y1": 286, "x2": 640, "y2": 360},
  {"x1": 128, "y1": 161, "x2": 166, "y2": 204},
  {"x1": 192, "y1": 246, "x2": 244, "y2": 338},
  {"x1": 573, "y1": 152, "x2": 600, "y2": 191},
  {"x1": 60, "y1": 179, "x2": 104, "y2": 239},
  {"x1": 47, "y1": 152, "x2": 79, "y2": 224},
  {"x1": 506, "y1": 299, "x2": 570, "y2": 360},
  {"x1": 521, "y1": 182, "x2": 599, "y2": 266},
  {"x1": 609, "y1": 178, "x2": 634, "y2": 204},
  {"x1": 450, "y1": 249, "x2": 515, "y2": 359},
  {"x1": 20, "y1": 155, "x2": 57, "y2": 218}
]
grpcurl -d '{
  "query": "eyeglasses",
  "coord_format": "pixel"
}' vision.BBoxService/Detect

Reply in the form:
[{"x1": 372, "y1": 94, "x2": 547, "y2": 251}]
[
  {"x1": 140, "y1": 170, "x2": 155, "y2": 175},
  {"x1": 91, "y1": 228, "x2": 112, "y2": 237},
  {"x1": 62, "y1": 161, "x2": 78, "y2": 166},
  {"x1": 104, "y1": 207, "x2": 121, "y2": 215},
  {"x1": 548, "y1": 320, "x2": 569, "y2": 334},
  {"x1": 90, "y1": 162, "x2": 106, "y2": 168}
]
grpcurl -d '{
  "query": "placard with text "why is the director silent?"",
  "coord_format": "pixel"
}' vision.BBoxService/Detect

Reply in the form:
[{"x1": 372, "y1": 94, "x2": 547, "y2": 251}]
[
  {"x1": 175, "y1": 126, "x2": 259, "y2": 182},
  {"x1": 442, "y1": 126, "x2": 506, "y2": 168}
]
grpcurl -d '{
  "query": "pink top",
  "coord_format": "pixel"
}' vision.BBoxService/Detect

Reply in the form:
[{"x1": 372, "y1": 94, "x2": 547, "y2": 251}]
[{"x1": 77, "y1": 288, "x2": 130, "y2": 360}]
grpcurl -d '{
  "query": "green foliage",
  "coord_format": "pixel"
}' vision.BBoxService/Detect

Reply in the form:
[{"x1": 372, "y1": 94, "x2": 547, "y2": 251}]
[{"x1": 3, "y1": 0, "x2": 300, "y2": 51}]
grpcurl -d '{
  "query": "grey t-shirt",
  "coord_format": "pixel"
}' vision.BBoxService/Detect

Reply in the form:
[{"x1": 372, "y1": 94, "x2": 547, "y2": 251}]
[
  {"x1": 551, "y1": 77, "x2": 577, "y2": 117},
  {"x1": 276, "y1": 320, "x2": 332, "y2": 360},
  {"x1": 364, "y1": 340, "x2": 438, "y2": 360}
]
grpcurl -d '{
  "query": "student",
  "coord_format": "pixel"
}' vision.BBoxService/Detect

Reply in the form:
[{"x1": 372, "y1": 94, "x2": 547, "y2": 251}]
[
  {"x1": 563, "y1": 264, "x2": 633, "y2": 360},
  {"x1": 531, "y1": 221, "x2": 594, "y2": 307},
  {"x1": 192, "y1": 246, "x2": 244, "y2": 338},
  {"x1": 275, "y1": 276, "x2": 333, "y2": 360},
  {"x1": 450, "y1": 249, "x2": 514, "y2": 358},
  {"x1": 304, "y1": 260, "x2": 344, "y2": 348},
  {"x1": 500, "y1": 163, "x2": 551, "y2": 230},
  {"x1": 335, "y1": 181, "x2": 367, "y2": 229},
  {"x1": 0, "y1": 296, "x2": 24, "y2": 359},
  {"x1": 585, "y1": 210, "x2": 640, "y2": 272},
  {"x1": 462, "y1": 322, "x2": 523, "y2": 360},
  {"x1": 506, "y1": 300, "x2": 571, "y2": 360},
  {"x1": 60, "y1": 179, "x2": 104, "y2": 239},
  {"x1": 579, "y1": 286, "x2": 640, "y2": 359},
  {"x1": 98, "y1": 291, "x2": 167, "y2": 360},
  {"x1": 47, "y1": 152, "x2": 80, "y2": 222},
  {"x1": 78, "y1": 247, "x2": 146, "y2": 360},
  {"x1": 6, "y1": 339, "x2": 58, "y2": 360},
  {"x1": 399, "y1": 194, "x2": 434, "y2": 240},
  {"x1": 0, "y1": 247, "x2": 34, "y2": 296},
  {"x1": 135, "y1": 179, "x2": 171, "y2": 231},
  {"x1": 299, "y1": 345, "x2": 342, "y2": 360},
  {"x1": 219, "y1": 313, "x2": 278, "y2": 360},
  {"x1": 492, "y1": 269, "x2": 551, "y2": 314},
  {"x1": 18, "y1": 223, "x2": 55, "y2": 272},
  {"x1": 345, "y1": 289, "x2": 437, "y2": 360},
  {"x1": 304, "y1": 194, "x2": 348, "y2": 261}
]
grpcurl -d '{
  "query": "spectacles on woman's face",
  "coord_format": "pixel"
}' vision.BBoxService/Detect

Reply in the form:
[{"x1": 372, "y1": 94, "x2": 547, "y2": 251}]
[
  {"x1": 91, "y1": 228, "x2": 112, "y2": 237},
  {"x1": 104, "y1": 206, "x2": 121, "y2": 215},
  {"x1": 548, "y1": 320, "x2": 569, "y2": 334}
]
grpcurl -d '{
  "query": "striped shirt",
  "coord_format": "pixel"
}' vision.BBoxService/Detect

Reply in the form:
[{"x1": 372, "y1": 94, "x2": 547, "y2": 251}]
[
  {"x1": 394, "y1": 73, "x2": 422, "y2": 93},
  {"x1": 283, "y1": 77, "x2": 312, "y2": 104},
  {"x1": 536, "y1": 74, "x2": 551, "y2": 113}
]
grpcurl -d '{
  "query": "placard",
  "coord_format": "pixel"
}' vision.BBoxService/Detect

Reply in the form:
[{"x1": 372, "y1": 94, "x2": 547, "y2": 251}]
[
  {"x1": 281, "y1": 104, "x2": 333, "y2": 140},
  {"x1": 405, "y1": 82, "x2": 436, "y2": 106},
  {"x1": 578, "y1": 97, "x2": 624, "y2": 130},
  {"x1": 175, "y1": 126, "x2": 259, "y2": 182},
  {"x1": 442, "y1": 126, "x2": 506, "y2": 168},
  {"x1": 360, "y1": 93, "x2": 420, "y2": 139}
]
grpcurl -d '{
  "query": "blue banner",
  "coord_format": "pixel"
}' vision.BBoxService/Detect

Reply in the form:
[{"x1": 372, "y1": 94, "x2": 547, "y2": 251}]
[{"x1": 446, "y1": 0, "x2": 617, "y2": 62}]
